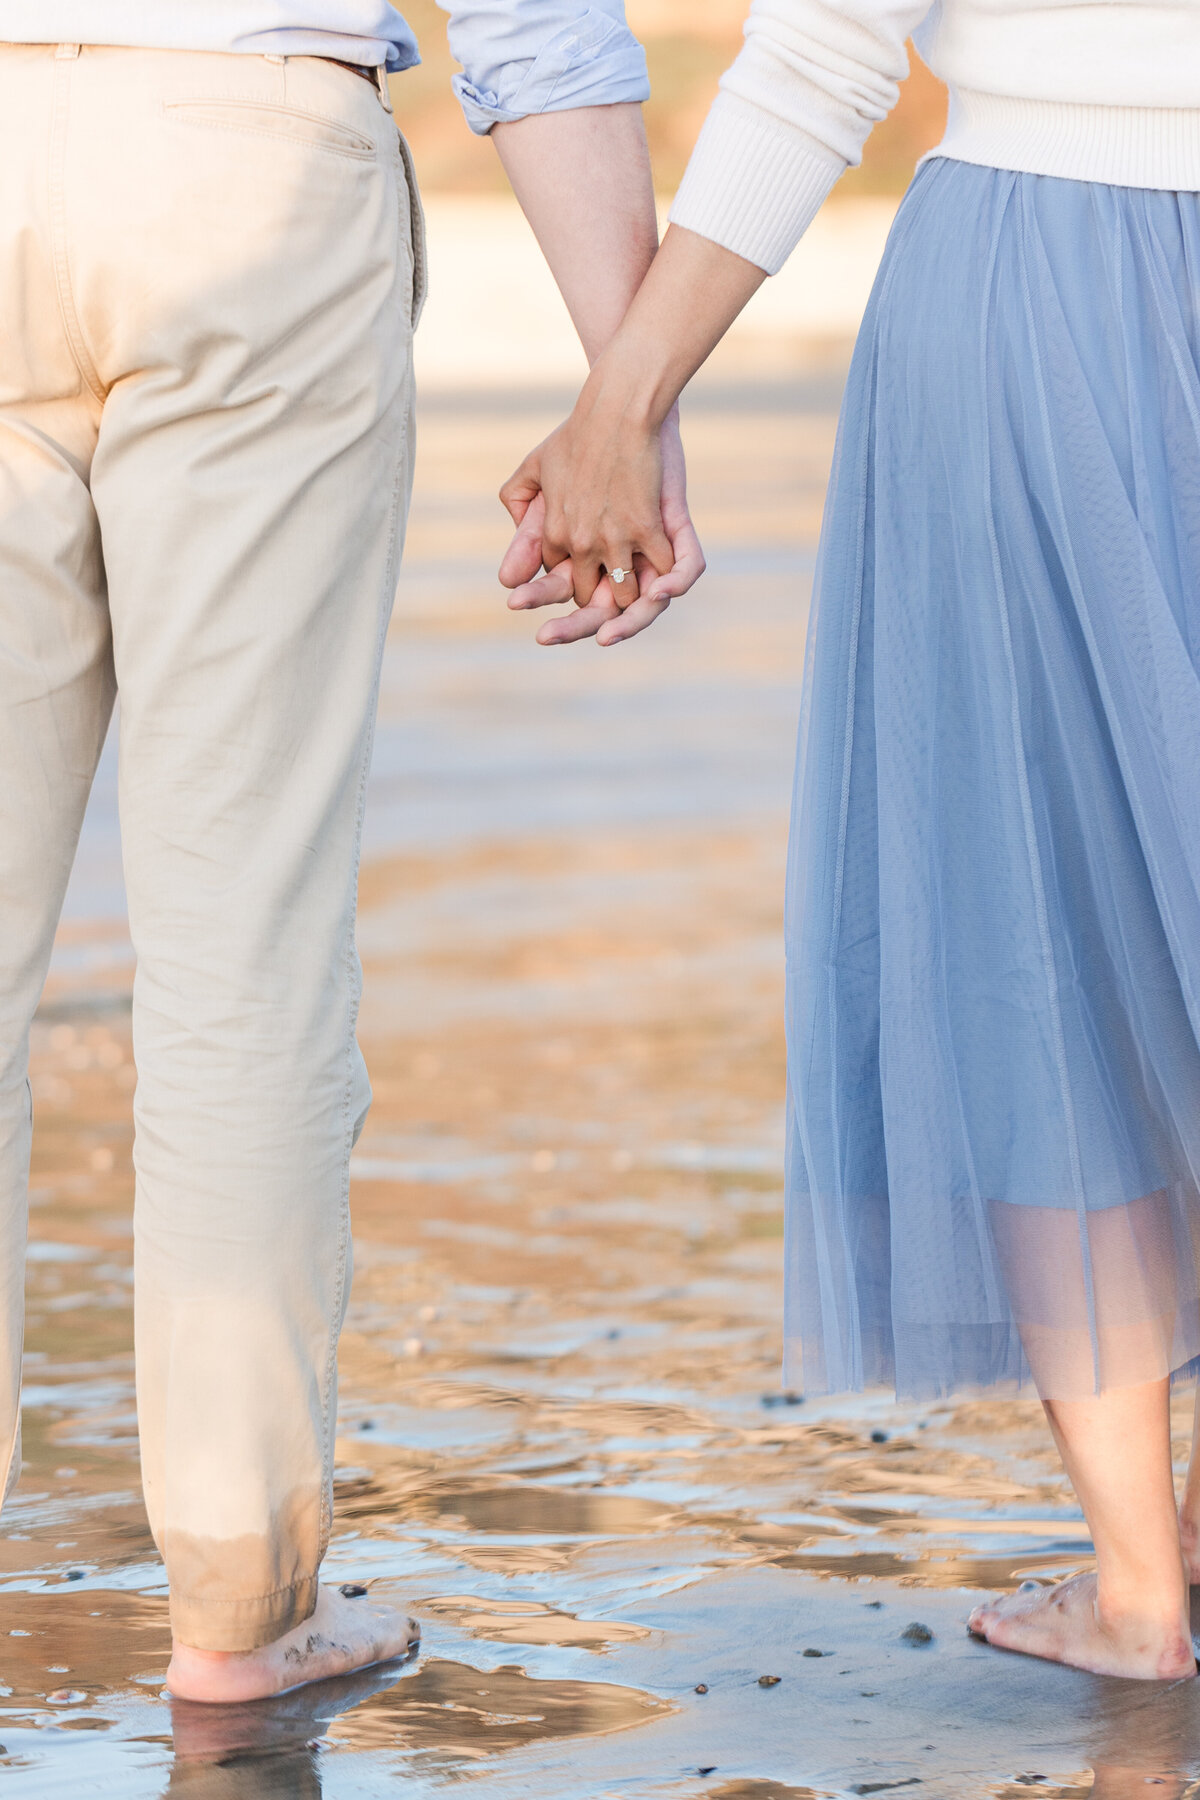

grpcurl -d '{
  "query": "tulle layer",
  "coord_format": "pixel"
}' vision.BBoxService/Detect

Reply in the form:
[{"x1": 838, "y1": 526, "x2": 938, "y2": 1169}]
[{"x1": 785, "y1": 158, "x2": 1200, "y2": 1401}]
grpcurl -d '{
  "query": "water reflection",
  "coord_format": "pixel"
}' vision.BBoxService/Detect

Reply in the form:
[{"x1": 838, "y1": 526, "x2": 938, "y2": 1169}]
[
  {"x1": 165, "y1": 1653, "x2": 670, "y2": 1795},
  {"x1": 1070, "y1": 1663, "x2": 1196, "y2": 1800},
  {"x1": 166, "y1": 1663, "x2": 409, "y2": 1798}
]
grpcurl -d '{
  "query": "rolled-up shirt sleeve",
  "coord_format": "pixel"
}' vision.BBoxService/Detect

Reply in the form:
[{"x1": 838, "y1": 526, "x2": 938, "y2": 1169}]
[{"x1": 437, "y1": 1, "x2": 650, "y2": 134}]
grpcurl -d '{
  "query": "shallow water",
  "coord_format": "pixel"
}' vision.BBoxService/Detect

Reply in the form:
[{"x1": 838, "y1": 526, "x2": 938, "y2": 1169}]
[{"x1": 6, "y1": 365, "x2": 1200, "y2": 1798}]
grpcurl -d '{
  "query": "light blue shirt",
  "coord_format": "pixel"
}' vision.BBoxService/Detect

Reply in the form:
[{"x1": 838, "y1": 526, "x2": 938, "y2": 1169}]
[{"x1": 0, "y1": 2, "x2": 649, "y2": 133}]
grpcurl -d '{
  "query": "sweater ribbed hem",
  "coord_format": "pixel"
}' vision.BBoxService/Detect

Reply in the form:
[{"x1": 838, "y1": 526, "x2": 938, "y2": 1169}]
[
  {"x1": 931, "y1": 88, "x2": 1200, "y2": 192},
  {"x1": 668, "y1": 91, "x2": 845, "y2": 276}
]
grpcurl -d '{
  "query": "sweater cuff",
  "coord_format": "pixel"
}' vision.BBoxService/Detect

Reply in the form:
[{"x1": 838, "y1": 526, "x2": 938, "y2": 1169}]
[{"x1": 668, "y1": 91, "x2": 847, "y2": 275}]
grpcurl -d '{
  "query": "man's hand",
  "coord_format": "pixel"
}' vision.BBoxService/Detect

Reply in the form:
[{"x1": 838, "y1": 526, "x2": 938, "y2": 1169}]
[{"x1": 498, "y1": 409, "x2": 705, "y2": 646}]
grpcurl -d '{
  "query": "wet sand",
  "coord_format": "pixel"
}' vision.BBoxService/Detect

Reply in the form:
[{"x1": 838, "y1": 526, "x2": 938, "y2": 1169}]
[{"x1": 6, "y1": 363, "x2": 1200, "y2": 1798}]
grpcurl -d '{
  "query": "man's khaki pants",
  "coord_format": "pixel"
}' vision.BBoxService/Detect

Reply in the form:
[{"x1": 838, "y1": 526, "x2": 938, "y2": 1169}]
[{"x1": 0, "y1": 45, "x2": 423, "y2": 1651}]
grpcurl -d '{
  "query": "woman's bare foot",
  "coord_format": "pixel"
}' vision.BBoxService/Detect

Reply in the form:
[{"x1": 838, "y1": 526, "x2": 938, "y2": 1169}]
[
  {"x1": 166, "y1": 1585, "x2": 419, "y2": 1703},
  {"x1": 968, "y1": 1574, "x2": 1195, "y2": 1681}
]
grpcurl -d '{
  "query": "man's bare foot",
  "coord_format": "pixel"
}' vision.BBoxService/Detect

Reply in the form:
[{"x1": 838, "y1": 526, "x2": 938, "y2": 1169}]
[
  {"x1": 166, "y1": 1585, "x2": 419, "y2": 1703},
  {"x1": 967, "y1": 1574, "x2": 1195, "y2": 1680}
]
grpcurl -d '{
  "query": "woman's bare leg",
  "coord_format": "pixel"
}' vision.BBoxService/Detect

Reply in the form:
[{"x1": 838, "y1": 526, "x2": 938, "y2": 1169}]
[
  {"x1": 1176, "y1": 1385, "x2": 1200, "y2": 1581},
  {"x1": 969, "y1": 1378, "x2": 1195, "y2": 1679}
]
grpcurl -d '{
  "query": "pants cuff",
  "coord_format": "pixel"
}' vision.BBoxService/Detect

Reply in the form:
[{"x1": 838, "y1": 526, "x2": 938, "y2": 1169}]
[{"x1": 170, "y1": 1574, "x2": 319, "y2": 1651}]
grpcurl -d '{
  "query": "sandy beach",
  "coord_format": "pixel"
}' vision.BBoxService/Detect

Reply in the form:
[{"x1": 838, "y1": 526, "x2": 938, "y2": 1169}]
[{"x1": 4, "y1": 208, "x2": 1200, "y2": 1796}]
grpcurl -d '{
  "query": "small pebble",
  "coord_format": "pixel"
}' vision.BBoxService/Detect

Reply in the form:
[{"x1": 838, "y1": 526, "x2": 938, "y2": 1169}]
[
  {"x1": 694, "y1": 1682, "x2": 708, "y2": 1694},
  {"x1": 339, "y1": 1583, "x2": 369, "y2": 1599},
  {"x1": 900, "y1": 1621, "x2": 935, "y2": 1645},
  {"x1": 870, "y1": 1429, "x2": 889, "y2": 1443},
  {"x1": 758, "y1": 1674, "x2": 782, "y2": 1686},
  {"x1": 46, "y1": 1689, "x2": 87, "y2": 1705},
  {"x1": 64, "y1": 1570, "x2": 84, "y2": 1581},
  {"x1": 802, "y1": 1647, "x2": 828, "y2": 1657},
  {"x1": 358, "y1": 1420, "x2": 375, "y2": 1432},
  {"x1": 864, "y1": 1600, "x2": 884, "y2": 1609},
  {"x1": 698, "y1": 1769, "x2": 717, "y2": 1779}
]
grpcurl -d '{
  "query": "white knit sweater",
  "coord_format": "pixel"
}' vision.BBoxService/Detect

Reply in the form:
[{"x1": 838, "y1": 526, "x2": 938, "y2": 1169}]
[{"x1": 670, "y1": 0, "x2": 1200, "y2": 274}]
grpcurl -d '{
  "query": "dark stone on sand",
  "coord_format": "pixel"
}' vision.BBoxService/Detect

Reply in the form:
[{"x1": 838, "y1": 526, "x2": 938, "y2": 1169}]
[
  {"x1": 802, "y1": 1647, "x2": 828, "y2": 1657},
  {"x1": 758, "y1": 1674, "x2": 782, "y2": 1686},
  {"x1": 849, "y1": 1782, "x2": 921, "y2": 1795},
  {"x1": 65, "y1": 1569, "x2": 84, "y2": 1581},
  {"x1": 864, "y1": 1600, "x2": 884, "y2": 1608},
  {"x1": 870, "y1": 1429, "x2": 889, "y2": 1443},
  {"x1": 339, "y1": 1583, "x2": 369, "y2": 1598},
  {"x1": 694, "y1": 1682, "x2": 709, "y2": 1694},
  {"x1": 358, "y1": 1420, "x2": 375, "y2": 1431},
  {"x1": 900, "y1": 1622, "x2": 935, "y2": 1645},
  {"x1": 698, "y1": 1768, "x2": 717, "y2": 1777}
]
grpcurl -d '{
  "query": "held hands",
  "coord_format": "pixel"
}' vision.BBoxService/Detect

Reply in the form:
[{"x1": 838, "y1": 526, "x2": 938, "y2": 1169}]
[
  {"x1": 498, "y1": 402, "x2": 705, "y2": 646},
  {"x1": 495, "y1": 223, "x2": 764, "y2": 645}
]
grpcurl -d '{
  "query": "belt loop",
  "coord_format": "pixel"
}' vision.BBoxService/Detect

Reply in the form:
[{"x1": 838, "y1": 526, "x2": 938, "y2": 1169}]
[{"x1": 55, "y1": 43, "x2": 80, "y2": 59}]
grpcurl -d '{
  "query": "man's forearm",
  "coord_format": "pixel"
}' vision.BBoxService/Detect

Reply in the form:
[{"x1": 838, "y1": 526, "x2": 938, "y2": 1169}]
[{"x1": 491, "y1": 103, "x2": 659, "y2": 364}]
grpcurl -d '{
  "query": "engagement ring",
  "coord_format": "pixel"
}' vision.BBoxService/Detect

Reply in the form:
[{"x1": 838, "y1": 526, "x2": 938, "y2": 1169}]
[{"x1": 611, "y1": 567, "x2": 627, "y2": 585}]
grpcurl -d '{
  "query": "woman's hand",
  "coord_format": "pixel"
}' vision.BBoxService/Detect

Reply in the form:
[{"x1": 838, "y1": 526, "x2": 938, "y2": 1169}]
[
  {"x1": 496, "y1": 224, "x2": 766, "y2": 647},
  {"x1": 499, "y1": 403, "x2": 706, "y2": 647}
]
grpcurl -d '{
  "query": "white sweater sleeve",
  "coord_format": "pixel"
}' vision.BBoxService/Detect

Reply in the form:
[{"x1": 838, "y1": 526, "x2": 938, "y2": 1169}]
[{"x1": 670, "y1": 0, "x2": 937, "y2": 274}]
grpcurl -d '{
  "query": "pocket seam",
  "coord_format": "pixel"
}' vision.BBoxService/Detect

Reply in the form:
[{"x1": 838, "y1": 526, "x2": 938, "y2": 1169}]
[{"x1": 163, "y1": 98, "x2": 376, "y2": 160}]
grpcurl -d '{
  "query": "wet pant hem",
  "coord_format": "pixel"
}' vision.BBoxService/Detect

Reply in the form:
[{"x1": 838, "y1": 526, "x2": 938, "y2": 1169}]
[{"x1": 169, "y1": 1574, "x2": 320, "y2": 1651}]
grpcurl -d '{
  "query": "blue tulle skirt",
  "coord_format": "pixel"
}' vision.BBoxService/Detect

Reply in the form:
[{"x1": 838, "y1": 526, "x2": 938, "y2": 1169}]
[{"x1": 785, "y1": 157, "x2": 1200, "y2": 1401}]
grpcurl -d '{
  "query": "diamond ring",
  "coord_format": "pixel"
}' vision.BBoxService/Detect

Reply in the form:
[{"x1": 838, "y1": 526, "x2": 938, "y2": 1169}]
[{"x1": 611, "y1": 567, "x2": 628, "y2": 585}]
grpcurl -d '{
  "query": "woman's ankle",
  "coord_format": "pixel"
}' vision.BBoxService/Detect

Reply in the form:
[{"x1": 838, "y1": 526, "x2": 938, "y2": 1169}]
[{"x1": 1095, "y1": 1576, "x2": 1191, "y2": 1641}]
